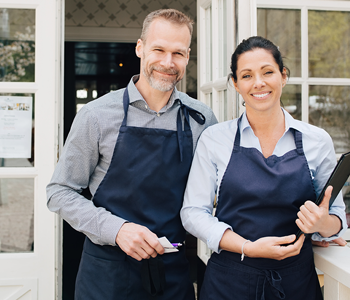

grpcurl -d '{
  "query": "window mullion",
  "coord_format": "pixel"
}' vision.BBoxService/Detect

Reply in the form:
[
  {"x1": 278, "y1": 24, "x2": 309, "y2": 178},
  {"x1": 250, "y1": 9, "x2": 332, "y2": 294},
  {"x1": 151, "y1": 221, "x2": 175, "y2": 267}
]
[{"x1": 301, "y1": 5, "x2": 309, "y2": 123}]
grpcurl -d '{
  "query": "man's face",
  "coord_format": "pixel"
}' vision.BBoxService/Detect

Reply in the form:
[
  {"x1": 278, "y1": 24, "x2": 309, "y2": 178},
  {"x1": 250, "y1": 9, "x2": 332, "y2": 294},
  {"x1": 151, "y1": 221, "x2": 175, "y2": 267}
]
[{"x1": 136, "y1": 18, "x2": 191, "y2": 92}]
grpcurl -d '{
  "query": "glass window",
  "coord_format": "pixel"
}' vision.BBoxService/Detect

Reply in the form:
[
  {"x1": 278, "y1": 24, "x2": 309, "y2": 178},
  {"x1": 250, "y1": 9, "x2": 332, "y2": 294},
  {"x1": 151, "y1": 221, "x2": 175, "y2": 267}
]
[
  {"x1": 0, "y1": 9, "x2": 35, "y2": 82},
  {"x1": 281, "y1": 85, "x2": 301, "y2": 120},
  {"x1": 205, "y1": 6, "x2": 212, "y2": 82},
  {"x1": 309, "y1": 85, "x2": 350, "y2": 154},
  {"x1": 257, "y1": 9, "x2": 301, "y2": 77},
  {"x1": 0, "y1": 178, "x2": 34, "y2": 252},
  {"x1": 0, "y1": 93, "x2": 34, "y2": 167},
  {"x1": 309, "y1": 10, "x2": 350, "y2": 78}
]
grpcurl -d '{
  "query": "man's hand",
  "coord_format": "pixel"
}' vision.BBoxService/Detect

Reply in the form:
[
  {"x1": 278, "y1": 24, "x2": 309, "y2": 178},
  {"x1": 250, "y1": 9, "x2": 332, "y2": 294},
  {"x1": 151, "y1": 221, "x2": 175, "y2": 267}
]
[
  {"x1": 312, "y1": 237, "x2": 347, "y2": 247},
  {"x1": 116, "y1": 223, "x2": 165, "y2": 261}
]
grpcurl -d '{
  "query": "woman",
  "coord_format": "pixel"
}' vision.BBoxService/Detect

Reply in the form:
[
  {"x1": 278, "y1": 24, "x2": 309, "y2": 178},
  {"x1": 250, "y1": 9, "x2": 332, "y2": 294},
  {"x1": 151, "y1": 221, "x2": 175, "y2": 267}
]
[{"x1": 181, "y1": 36, "x2": 347, "y2": 300}]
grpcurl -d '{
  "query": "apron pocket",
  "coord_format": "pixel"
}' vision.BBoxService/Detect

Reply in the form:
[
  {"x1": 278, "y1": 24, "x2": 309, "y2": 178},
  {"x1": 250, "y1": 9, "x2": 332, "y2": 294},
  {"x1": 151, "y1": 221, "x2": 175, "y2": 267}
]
[{"x1": 75, "y1": 250, "x2": 129, "y2": 300}]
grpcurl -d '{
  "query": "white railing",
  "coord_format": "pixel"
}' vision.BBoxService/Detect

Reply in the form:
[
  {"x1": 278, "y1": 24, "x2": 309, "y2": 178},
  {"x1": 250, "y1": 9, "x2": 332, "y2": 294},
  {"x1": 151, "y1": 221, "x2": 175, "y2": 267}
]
[{"x1": 314, "y1": 242, "x2": 350, "y2": 300}]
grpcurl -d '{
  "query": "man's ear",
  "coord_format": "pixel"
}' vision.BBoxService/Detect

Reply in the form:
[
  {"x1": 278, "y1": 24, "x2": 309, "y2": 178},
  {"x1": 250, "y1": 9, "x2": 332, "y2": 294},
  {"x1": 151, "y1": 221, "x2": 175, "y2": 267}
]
[
  {"x1": 135, "y1": 39, "x2": 143, "y2": 58},
  {"x1": 186, "y1": 48, "x2": 191, "y2": 64}
]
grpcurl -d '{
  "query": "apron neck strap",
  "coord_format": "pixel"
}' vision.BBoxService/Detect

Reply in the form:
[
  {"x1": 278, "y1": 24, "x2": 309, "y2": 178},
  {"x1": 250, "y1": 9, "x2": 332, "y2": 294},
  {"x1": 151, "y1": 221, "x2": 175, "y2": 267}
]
[
  {"x1": 233, "y1": 115, "x2": 243, "y2": 151},
  {"x1": 234, "y1": 115, "x2": 304, "y2": 155},
  {"x1": 291, "y1": 128, "x2": 304, "y2": 155},
  {"x1": 123, "y1": 89, "x2": 206, "y2": 162},
  {"x1": 122, "y1": 88, "x2": 130, "y2": 126},
  {"x1": 176, "y1": 101, "x2": 206, "y2": 161}
]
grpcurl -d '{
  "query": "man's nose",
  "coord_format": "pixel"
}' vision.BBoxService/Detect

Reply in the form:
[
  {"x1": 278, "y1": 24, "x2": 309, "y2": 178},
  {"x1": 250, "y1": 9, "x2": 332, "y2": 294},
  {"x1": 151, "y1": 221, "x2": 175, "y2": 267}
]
[{"x1": 160, "y1": 53, "x2": 175, "y2": 69}]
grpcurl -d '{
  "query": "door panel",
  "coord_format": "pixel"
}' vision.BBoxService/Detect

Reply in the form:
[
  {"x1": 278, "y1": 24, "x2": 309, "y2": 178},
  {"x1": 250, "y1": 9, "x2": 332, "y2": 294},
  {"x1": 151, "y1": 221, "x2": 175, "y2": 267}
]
[{"x1": 0, "y1": 0, "x2": 62, "y2": 299}]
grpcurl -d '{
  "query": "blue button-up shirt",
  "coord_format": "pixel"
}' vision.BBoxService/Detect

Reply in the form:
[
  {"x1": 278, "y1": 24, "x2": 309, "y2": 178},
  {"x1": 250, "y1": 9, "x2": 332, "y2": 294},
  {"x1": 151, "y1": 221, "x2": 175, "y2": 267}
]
[{"x1": 181, "y1": 109, "x2": 347, "y2": 253}]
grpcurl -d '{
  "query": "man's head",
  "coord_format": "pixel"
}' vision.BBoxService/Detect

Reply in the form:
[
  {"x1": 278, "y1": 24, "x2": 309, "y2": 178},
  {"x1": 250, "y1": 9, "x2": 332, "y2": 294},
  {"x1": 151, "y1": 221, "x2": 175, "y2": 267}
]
[
  {"x1": 136, "y1": 9, "x2": 193, "y2": 93},
  {"x1": 140, "y1": 9, "x2": 193, "y2": 46}
]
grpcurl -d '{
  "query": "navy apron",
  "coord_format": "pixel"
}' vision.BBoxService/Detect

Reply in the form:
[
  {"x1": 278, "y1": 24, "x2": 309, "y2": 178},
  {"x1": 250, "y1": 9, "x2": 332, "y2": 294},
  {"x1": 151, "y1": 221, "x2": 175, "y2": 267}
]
[
  {"x1": 75, "y1": 87, "x2": 205, "y2": 300},
  {"x1": 200, "y1": 116, "x2": 323, "y2": 300}
]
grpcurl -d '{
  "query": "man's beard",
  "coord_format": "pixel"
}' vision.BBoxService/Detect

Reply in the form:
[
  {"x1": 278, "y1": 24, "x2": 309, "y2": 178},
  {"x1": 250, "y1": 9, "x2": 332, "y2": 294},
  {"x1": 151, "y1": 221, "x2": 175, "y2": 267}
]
[{"x1": 142, "y1": 64, "x2": 181, "y2": 92}]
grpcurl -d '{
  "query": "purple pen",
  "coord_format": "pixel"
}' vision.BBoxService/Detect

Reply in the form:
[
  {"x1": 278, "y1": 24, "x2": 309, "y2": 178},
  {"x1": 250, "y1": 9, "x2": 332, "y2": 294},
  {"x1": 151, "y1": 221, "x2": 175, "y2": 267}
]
[{"x1": 171, "y1": 243, "x2": 182, "y2": 247}]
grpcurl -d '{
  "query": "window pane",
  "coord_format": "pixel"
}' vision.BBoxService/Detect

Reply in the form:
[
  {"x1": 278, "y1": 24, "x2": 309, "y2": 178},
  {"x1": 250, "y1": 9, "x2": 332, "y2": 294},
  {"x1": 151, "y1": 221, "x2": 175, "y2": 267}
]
[
  {"x1": 0, "y1": 178, "x2": 34, "y2": 252},
  {"x1": 309, "y1": 10, "x2": 350, "y2": 78},
  {"x1": 309, "y1": 85, "x2": 350, "y2": 153},
  {"x1": 205, "y1": 6, "x2": 212, "y2": 82},
  {"x1": 219, "y1": 0, "x2": 227, "y2": 78},
  {"x1": 257, "y1": 9, "x2": 301, "y2": 77},
  {"x1": 0, "y1": 9, "x2": 35, "y2": 82},
  {"x1": 0, "y1": 93, "x2": 34, "y2": 167},
  {"x1": 281, "y1": 84, "x2": 301, "y2": 120}
]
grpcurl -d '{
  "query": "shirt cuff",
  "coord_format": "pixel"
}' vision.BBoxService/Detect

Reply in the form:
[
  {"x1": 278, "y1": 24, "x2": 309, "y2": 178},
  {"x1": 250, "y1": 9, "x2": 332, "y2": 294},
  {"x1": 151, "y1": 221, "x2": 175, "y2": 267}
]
[
  {"x1": 207, "y1": 222, "x2": 232, "y2": 254},
  {"x1": 99, "y1": 214, "x2": 128, "y2": 246},
  {"x1": 311, "y1": 214, "x2": 348, "y2": 242}
]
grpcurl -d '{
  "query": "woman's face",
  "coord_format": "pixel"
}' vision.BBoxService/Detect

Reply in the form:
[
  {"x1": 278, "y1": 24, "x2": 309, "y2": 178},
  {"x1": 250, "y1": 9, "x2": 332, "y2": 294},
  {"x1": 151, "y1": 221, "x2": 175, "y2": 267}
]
[{"x1": 233, "y1": 48, "x2": 287, "y2": 114}]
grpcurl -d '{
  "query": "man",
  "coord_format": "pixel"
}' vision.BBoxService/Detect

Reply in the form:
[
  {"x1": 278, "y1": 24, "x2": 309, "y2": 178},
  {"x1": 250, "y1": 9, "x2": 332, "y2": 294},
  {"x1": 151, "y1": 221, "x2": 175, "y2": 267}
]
[{"x1": 47, "y1": 8, "x2": 217, "y2": 300}]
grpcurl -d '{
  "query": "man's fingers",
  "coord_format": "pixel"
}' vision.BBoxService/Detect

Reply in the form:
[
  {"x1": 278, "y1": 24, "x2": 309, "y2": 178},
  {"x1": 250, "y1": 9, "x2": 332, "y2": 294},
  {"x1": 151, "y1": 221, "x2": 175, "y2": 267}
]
[{"x1": 116, "y1": 223, "x2": 163, "y2": 259}]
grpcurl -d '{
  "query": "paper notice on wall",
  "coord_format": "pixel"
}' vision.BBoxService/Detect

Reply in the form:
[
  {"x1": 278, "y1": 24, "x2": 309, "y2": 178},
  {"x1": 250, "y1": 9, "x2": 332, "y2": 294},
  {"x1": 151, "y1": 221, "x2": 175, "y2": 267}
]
[{"x1": 0, "y1": 96, "x2": 33, "y2": 158}]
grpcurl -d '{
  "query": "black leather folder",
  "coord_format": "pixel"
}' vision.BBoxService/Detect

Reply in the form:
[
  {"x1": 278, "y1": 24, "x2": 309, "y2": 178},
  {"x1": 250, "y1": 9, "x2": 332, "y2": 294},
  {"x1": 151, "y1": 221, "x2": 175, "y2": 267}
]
[{"x1": 291, "y1": 151, "x2": 350, "y2": 244}]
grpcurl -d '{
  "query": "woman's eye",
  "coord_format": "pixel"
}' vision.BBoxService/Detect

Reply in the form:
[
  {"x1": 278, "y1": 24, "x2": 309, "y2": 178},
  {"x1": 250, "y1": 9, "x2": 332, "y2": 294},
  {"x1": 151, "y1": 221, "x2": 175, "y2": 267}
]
[
  {"x1": 265, "y1": 71, "x2": 273, "y2": 75},
  {"x1": 242, "y1": 74, "x2": 250, "y2": 79}
]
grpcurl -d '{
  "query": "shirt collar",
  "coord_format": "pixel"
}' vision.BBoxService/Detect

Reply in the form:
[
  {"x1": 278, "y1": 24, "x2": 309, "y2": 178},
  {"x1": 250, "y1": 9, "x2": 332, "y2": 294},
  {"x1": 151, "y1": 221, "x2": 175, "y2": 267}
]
[
  {"x1": 240, "y1": 108, "x2": 306, "y2": 136},
  {"x1": 127, "y1": 75, "x2": 180, "y2": 109}
]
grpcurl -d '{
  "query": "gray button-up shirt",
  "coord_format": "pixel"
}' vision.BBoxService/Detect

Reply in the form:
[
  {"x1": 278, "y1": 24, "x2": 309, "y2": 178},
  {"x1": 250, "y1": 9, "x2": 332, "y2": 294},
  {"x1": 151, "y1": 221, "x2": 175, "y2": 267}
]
[{"x1": 47, "y1": 76, "x2": 218, "y2": 246}]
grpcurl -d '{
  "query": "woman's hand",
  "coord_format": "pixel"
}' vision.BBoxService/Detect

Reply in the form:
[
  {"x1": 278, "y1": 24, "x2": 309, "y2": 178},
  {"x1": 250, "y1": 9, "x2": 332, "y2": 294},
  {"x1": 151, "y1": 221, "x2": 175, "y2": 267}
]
[
  {"x1": 296, "y1": 186, "x2": 342, "y2": 238},
  {"x1": 219, "y1": 229, "x2": 305, "y2": 260},
  {"x1": 244, "y1": 234, "x2": 305, "y2": 260}
]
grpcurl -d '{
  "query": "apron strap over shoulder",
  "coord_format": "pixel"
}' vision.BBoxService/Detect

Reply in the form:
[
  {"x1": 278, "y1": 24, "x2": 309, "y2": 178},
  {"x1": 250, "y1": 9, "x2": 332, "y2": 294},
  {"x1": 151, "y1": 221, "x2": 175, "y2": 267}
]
[{"x1": 176, "y1": 102, "x2": 205, "y2": 161}]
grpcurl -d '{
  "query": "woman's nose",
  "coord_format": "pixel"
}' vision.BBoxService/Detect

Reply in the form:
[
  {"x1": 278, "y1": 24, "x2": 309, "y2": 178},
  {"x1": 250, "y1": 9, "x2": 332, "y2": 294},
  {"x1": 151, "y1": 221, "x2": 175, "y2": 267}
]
[{"x1": 254, "y1": 76, "x2": 266, "y2": 89}]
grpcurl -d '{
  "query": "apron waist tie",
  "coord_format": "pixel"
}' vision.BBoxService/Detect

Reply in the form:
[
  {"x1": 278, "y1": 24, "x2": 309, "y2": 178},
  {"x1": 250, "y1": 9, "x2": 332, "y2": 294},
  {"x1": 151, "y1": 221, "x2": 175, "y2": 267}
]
[
  {"x1": 259, "y1": 270, "x2": 285, "y2": 300},
  {"x1": 141, "y1": 256, "x2": 166, "y2": 297}
]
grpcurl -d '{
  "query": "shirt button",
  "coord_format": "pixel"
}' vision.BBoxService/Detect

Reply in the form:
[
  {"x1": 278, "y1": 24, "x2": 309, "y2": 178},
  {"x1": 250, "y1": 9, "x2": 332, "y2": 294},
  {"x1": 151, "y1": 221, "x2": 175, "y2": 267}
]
[
  {"x1": 145, "y1": 105, "x2": 148, "y2": 109},
  {"x1": 157, "y1": 113, "x2": 160, "y2": 117}
]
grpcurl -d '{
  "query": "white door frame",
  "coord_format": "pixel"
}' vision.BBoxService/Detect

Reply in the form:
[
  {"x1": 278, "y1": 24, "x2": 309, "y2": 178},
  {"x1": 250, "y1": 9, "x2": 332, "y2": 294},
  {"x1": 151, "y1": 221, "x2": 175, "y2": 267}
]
[{"x1": 0, "y1": 0, "x2": 63, "y2": 299}]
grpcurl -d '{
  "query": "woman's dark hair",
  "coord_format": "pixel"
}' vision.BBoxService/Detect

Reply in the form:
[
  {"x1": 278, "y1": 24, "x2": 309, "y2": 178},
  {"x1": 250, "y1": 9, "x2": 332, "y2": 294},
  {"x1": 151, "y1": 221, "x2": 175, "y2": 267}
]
[{"x1": 229, "y1": 36, "x2": 290, "y2": 82}]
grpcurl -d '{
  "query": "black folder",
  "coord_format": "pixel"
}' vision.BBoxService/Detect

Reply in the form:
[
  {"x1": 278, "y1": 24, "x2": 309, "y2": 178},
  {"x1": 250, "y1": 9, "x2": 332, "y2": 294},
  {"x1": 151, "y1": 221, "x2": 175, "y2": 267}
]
[{"x1": 292, "y1": 151, "x2": 350, "y2": 244}]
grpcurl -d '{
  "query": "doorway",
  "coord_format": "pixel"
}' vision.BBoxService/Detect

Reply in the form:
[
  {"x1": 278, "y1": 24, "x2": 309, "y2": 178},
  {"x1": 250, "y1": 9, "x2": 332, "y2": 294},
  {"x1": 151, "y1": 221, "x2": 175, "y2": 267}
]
[{"x1": 62, "y1": 41, "x2": 140, "y2": 299}]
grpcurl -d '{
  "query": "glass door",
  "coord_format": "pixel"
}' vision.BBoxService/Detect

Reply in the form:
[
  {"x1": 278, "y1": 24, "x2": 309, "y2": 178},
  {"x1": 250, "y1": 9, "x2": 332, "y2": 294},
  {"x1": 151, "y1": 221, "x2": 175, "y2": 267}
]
[{"x1": 0, "y1": 0, "x2": 62, "y2": 299}]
